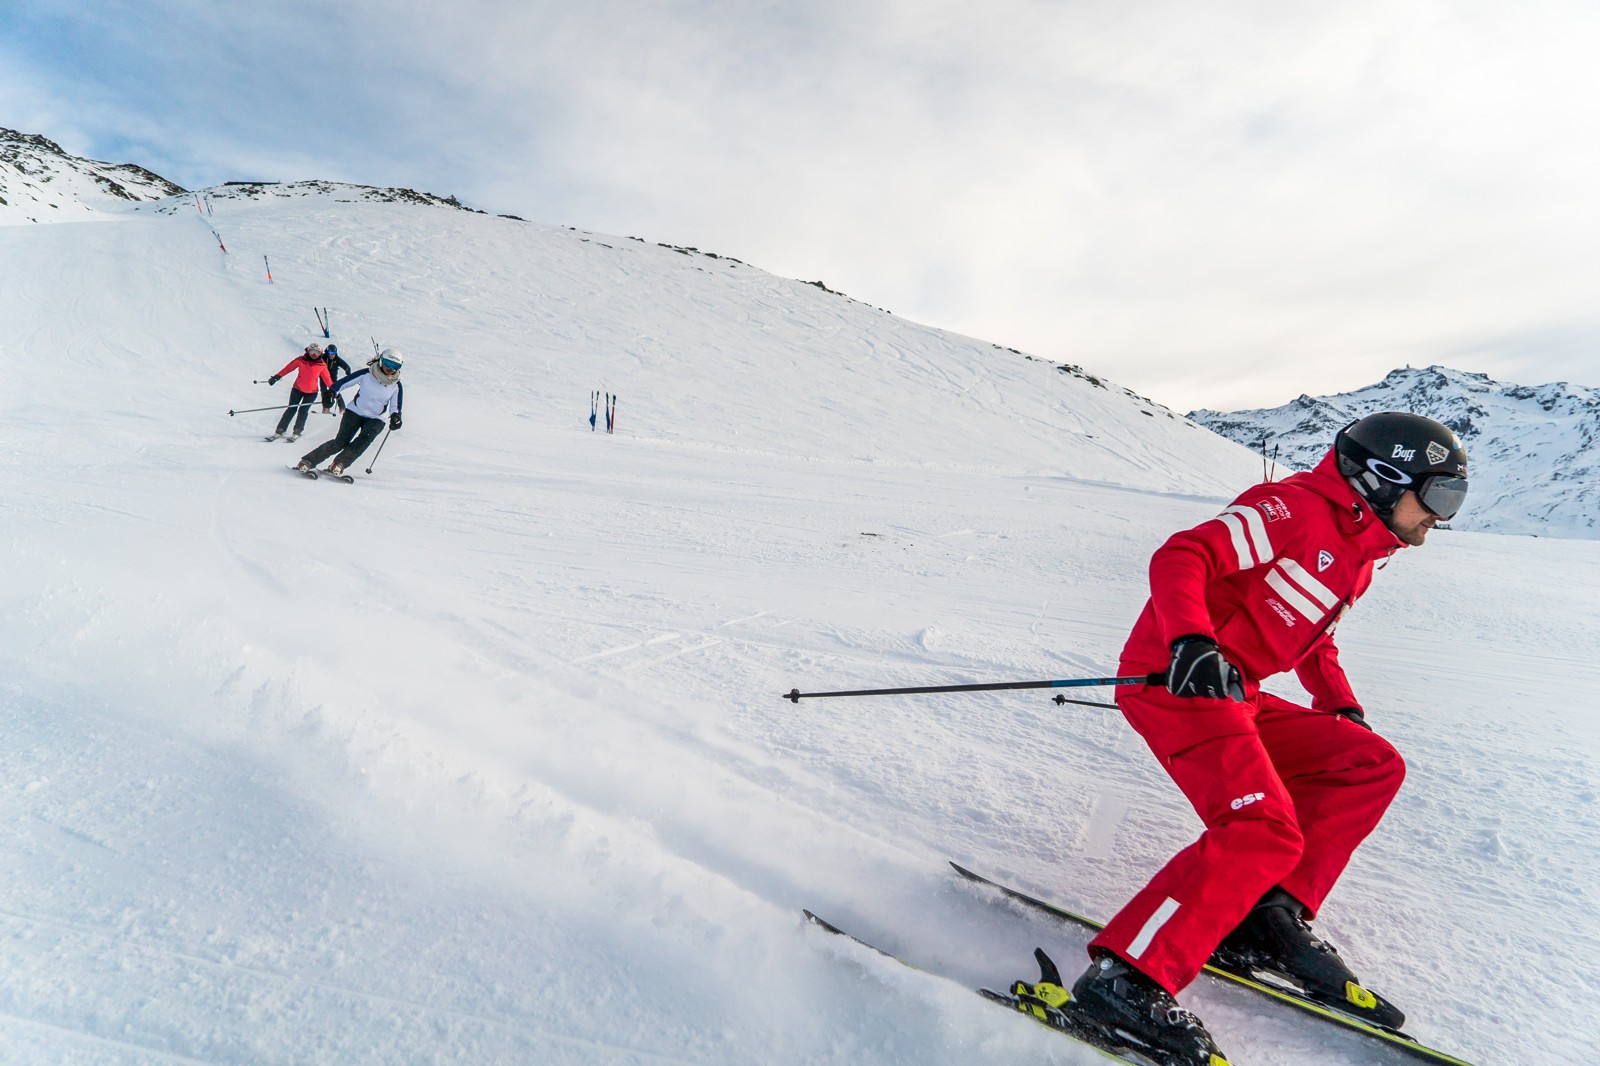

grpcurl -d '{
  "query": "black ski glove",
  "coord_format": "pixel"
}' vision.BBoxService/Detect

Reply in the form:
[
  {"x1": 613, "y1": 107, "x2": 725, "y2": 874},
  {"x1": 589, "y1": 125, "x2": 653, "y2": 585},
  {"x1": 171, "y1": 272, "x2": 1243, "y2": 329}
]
[
  {"x1": 1331, "y1": 706, "x2": 1371, "y2": 730},
  {"x1": 389, "y1": 413, "x2": 403, "y2": 431},
  {"x1": 267, "y1": 374, "x2": 280, "y2": 385},
  {"x1": 1166, "y1": 636, "x2": 1245, "y2": 702}
]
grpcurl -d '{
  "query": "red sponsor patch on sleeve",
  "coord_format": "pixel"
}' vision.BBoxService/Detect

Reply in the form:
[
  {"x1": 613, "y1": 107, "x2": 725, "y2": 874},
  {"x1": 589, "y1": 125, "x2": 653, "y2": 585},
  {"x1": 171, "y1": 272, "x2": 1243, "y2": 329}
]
[{"x1": 1257, "y1": 496, "x2": 1292, "y2": 522}]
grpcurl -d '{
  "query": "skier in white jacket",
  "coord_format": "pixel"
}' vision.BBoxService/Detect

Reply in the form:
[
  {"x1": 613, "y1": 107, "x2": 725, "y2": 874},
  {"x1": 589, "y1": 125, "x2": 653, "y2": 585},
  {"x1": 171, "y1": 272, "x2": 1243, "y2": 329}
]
[{"x1": 297, "y1": 349, "x2": 405, "y2": 475}]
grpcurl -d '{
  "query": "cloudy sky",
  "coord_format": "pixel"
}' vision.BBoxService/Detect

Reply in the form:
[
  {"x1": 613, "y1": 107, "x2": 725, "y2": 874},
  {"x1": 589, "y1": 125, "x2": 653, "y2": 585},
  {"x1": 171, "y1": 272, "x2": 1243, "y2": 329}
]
[{"x1": 6, "y1": 0, "x2": 1600, "y2": 412}]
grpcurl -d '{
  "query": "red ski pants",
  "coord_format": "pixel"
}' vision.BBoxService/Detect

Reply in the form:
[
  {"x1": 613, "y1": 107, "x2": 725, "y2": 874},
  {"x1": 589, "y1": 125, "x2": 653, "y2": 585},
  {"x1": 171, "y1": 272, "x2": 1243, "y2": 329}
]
[{"x1": 1086, "y1": 684, "x2": 1405, "y2": 994}]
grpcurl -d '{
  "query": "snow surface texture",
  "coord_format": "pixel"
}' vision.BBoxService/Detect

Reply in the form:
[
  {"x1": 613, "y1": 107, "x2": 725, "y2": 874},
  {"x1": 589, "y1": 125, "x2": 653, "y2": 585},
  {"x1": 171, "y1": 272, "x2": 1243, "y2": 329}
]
[
  {"x1": 1190, "y1": 365, "x2": 1600, "y2": 540},
  {"x1": 1, "y1": 136, "x2": 1596, "y2": 1065}
]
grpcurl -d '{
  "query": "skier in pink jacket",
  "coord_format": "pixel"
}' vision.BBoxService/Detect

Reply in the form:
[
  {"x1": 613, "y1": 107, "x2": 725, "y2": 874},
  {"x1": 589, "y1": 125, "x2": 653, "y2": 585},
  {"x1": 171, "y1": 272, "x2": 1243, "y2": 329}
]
[{"x1": 264, "y1": 344, "x2": 335, "y2": 441}]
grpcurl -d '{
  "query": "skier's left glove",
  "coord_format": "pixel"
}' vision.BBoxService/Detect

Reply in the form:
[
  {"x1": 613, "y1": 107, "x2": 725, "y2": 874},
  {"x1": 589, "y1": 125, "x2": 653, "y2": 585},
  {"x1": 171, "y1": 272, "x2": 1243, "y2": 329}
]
[
  {"x1": 1331, "y1": 706, "x2": 1372, "y2": 730},
  {"x1": 389, "y1": 413, "x2": 402, "y2": 431}
]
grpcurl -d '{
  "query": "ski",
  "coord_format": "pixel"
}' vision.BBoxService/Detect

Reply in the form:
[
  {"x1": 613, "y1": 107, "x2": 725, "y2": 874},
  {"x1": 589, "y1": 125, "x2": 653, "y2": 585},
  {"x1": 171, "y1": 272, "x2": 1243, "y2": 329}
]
[
  {"x1": 289, "y1": 465, "x2": 317, "y2": 479},
  {"x1": 949, "y1": 862, "x2": 1478, "y2": 1066},
  {"x1": 803, "y1": 911, "x2": 1224, "y2": 1065}
]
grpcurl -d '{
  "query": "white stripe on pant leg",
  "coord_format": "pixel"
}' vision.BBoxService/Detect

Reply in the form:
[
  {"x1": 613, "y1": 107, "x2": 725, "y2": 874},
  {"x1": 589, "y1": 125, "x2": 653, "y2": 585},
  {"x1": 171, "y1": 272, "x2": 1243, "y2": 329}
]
[{"x1": 1125, "y1": 897, "x2": 1182, "y2": 960}]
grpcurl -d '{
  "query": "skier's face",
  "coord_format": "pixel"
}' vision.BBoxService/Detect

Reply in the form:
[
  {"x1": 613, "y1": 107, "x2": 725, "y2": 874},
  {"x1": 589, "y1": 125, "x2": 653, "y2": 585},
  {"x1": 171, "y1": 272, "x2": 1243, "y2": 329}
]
[{"x1": 1387, "y1": 490, "x2": 1437, "y2": 546}]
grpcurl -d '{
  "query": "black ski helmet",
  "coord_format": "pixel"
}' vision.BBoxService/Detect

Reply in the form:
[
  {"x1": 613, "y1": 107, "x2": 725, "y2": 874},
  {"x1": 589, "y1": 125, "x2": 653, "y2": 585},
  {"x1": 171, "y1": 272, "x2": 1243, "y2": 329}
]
[{"x1": 1334, "y1": 412, "x2": 1469, "y2": 520}]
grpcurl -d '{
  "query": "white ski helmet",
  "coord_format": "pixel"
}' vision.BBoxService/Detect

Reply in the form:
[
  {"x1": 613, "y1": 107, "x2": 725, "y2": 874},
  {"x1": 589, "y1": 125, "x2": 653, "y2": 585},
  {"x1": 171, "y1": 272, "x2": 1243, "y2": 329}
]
[{"x1": 373, "y1": 348, "x2": 404, "y2": 381}]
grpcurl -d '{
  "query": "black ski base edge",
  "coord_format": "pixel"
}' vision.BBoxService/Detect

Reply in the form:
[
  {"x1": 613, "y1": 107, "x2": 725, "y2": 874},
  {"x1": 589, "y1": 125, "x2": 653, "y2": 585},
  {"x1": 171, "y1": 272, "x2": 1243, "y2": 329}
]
[{"x1": 948, "y1": 862, "x2": 1479, "y2": 1066}]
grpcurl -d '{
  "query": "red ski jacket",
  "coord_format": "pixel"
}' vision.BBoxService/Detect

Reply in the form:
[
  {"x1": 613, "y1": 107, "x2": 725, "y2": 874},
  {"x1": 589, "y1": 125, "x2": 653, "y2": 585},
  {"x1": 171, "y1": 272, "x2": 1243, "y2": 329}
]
[
  {"x1": 274, "y1": 355, "x2": 334, "y2": 395},
  {"x1": 1120, "y1": 448, "x2": 1403, "y2": 713}
]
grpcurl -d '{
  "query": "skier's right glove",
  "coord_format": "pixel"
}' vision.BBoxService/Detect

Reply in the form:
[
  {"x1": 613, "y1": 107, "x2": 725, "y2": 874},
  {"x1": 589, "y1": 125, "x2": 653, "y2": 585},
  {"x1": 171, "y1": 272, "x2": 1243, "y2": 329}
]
[
  {"x1": 1331, "y1": 706, "x2": 1372, "y2": 730},
  {"x1": 1166, "y1": 636, "x2": 1245, "y2": 702},
  {"x1": 267, "y1": 374, "x2": 280, "y2": 385},
  {"x1": 389, "y1": 413, "x2": 402, "y2": 431}
]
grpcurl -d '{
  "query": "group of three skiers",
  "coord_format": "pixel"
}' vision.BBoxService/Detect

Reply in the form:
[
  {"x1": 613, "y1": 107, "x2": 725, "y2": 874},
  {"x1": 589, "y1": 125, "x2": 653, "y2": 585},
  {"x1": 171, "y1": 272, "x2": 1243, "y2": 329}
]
[
  {"x1": 263, "y1": 343, "x2": 405, "y2": 477},
  {"x1": 1021, "y1": 410, "x2": 1471, "y2": 1065}
]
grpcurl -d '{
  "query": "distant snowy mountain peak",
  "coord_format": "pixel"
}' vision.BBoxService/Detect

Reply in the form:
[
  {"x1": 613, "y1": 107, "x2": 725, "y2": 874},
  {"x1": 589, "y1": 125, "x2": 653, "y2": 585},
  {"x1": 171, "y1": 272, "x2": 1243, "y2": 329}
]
[
  {"x1": 0, "y1": 127, "x2": 185, "y2": 223},
  {"x1": 167, "y1": 179, "x2": 495, "y2": 216},
  {"x1": 1190, "y1": 364, "x2": 1600, "y2": 538}
]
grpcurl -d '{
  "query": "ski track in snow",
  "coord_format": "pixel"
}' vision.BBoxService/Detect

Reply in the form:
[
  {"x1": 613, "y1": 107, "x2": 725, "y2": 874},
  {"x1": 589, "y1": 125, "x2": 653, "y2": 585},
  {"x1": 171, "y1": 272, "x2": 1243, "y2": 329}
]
[{"x1": 0, "y1": 184, "x2": 1593, "y2": 1064}]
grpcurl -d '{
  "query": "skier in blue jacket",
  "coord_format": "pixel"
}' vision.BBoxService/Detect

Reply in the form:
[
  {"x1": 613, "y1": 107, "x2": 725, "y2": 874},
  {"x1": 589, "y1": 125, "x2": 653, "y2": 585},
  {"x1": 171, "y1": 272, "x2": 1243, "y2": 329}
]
[{"x1": 296, "y1": 349, "x2": 404, "y2": 475}]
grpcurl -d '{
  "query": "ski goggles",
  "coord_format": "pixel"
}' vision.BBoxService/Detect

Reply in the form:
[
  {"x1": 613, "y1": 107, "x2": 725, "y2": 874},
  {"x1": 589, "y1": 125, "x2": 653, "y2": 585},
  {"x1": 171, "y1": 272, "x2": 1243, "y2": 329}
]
[
  {"x1": 378, "y1": 356, "x2": 402, "y2": 373},
  {"x1": 1417, "y1": 474, "x2": 1469, "y2": 520}
]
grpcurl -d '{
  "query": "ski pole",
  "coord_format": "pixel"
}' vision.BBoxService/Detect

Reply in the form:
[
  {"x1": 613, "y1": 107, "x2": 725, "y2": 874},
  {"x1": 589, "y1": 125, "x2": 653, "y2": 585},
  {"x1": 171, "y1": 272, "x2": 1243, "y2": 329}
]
[
  {"x1": 364, "y1": 428, "x2": 391, "y2": 474},
  {"x1": 228, "y1": 404, "x2": 301, "y2": 416},
  {"x1": 782, "y1": 673, "x2": 1162, "y2": 704}
]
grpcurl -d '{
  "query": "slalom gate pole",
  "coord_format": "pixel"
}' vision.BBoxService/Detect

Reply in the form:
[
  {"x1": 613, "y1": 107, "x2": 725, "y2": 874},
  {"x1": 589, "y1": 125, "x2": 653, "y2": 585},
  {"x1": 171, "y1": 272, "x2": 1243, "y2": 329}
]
[
  {"x1": 264, "y1": 255, "x2": 273, "y2": 282},
  {"x1": 782, "y1": 672, "x2": 1162, "y2": 705},
  {"x1": 228, "y1": 403, "x2": 300, "y2": 416},
  {"x1": 364, "y1": 428, "x2": 392, "y2": 474}
]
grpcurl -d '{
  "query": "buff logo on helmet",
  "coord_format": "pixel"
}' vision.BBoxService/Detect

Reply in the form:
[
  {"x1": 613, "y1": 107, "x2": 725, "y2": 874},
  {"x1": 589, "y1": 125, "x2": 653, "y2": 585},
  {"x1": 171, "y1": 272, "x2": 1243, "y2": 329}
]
[
  {"x1": 1425, "y1": 441, "x2": 1449, "y2": 465},
  {"x1": 1391, "y1": 444, "x2": 1416, "y2": 462}
]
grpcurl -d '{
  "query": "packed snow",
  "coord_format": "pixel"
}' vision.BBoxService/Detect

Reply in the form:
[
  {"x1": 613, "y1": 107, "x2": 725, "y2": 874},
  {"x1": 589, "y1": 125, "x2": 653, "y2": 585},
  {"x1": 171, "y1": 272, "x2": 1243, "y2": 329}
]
[{"x1": 0, "y1": 162, "x2": 1595, "y2": 1065}]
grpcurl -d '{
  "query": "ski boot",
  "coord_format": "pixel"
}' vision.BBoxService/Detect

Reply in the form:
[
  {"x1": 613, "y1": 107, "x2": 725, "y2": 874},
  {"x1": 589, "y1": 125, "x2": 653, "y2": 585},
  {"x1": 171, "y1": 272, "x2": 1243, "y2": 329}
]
[
  {"x1": 264, "y1": 433, "x2": 282, "y2": 441},
  {"x1": 1212, "y1": 887, "x2": 1405, "y2": 1029},
  {"x1": 295, "y1": 460, "x2": 314, "y2": 473},
  {"x1": 328, "y1": 462, "x2": 345, "y2": 476},
  {"x1": 1065, "y1": 951, "x2": 1232, "y2": 1066},
  {"x1": 287, "y1": 433, "x2": 300, "y2": 442}
]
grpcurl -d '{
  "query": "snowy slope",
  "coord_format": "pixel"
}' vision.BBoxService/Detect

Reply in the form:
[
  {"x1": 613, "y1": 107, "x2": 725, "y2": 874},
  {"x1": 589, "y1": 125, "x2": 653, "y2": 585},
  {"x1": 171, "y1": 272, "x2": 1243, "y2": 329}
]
[
  {"x1": 0, "y1": 142, "x2": 1595, "y2": 1066},
  {"x1": 1190, "y1": 365, "x2": 1600, "y2": 539}
]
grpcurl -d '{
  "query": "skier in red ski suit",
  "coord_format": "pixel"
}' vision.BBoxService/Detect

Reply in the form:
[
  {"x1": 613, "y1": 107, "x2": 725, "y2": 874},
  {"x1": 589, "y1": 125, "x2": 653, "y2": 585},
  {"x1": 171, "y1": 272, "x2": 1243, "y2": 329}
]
[{"x1": 1064, "y1": 412, "x2": 1469, "y2": 1064}]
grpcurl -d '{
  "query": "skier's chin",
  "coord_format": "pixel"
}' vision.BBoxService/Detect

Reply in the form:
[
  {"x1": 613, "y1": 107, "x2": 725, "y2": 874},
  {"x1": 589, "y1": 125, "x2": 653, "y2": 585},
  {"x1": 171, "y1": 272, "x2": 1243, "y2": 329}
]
[{"x1": 1395, "y1": 519, "x2": 1434, "y2": 546}]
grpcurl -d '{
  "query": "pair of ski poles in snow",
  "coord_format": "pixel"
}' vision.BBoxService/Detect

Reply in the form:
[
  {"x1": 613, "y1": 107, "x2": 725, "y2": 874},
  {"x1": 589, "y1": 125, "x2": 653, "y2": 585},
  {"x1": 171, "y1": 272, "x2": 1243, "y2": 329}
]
[{"x1": 783, "y1": 672, "x2": 1163, "y2": 708}]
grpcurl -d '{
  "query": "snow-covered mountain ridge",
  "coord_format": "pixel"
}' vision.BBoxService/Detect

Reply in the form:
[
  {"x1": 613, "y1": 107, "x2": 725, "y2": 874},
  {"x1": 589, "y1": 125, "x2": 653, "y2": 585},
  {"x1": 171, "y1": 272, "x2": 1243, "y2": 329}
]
[
  {"x1": 1189, "y1": 365, "x2": 1600, "y2": 539},
  {"x1": 0, "y1": 127, "x2": 185, "y2": 223},
  {"x1": 0, "y1": 126, "x2": 1259, "y2": 491}
]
